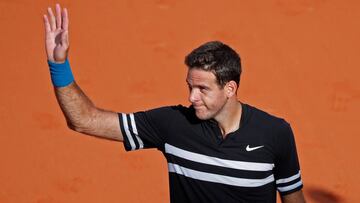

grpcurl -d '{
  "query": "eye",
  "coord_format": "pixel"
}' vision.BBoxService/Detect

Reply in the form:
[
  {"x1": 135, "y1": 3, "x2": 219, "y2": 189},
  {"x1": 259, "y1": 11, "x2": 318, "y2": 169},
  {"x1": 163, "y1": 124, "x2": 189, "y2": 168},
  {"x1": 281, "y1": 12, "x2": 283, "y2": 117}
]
[{"x1": 199, "y1": 86, "x2": 208, "y2": 93}]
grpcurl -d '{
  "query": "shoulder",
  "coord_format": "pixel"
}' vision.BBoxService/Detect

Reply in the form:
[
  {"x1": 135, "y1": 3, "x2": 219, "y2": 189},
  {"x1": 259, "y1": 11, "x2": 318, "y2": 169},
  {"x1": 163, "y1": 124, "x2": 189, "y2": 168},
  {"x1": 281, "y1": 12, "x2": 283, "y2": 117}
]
[
  {"x1": 244, "y1": 103, "x2": 296, "y2": 153},
  {"x1": 244, "y1": 103, "x2": 290, "y2": 132},
  {"x1": 137, "y1": 104, "x2": 198, "y2": 123},
  {"x1": 142, "y1": 104, "x2": 193, "y2": 116}
]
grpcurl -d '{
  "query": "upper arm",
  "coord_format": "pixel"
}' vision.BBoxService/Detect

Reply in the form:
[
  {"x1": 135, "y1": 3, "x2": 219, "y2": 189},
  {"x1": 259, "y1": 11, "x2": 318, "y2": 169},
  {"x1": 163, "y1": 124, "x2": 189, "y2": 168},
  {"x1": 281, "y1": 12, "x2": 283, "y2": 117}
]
[
  {"x1": 281, "y1": 190, "x2": 306, "y2": 203},
  {"x1": 119, "y1": 106, "x2": 180, "y2": 151},
  {"x1": 274, "y1": 121, "x2": 304, "y2": 195},
  {"x1": 72, "y1": 107, "x2": 123, "y2": 141}
]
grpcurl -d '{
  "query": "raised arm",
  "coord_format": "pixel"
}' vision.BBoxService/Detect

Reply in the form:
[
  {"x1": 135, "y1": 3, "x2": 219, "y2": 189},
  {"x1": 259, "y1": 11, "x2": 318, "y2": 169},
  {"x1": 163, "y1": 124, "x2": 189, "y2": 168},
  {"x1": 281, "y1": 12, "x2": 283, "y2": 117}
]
[{"x1": 43, "y1": 4, "x2": 123, "y2": 141}]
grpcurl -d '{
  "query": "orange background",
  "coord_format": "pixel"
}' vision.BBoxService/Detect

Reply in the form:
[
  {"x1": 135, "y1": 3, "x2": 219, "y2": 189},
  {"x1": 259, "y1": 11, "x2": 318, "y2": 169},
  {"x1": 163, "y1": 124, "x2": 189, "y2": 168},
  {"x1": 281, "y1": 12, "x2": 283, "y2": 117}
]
[{"x1": 0, "y1": 0, "x2": 359, "y2": 202}]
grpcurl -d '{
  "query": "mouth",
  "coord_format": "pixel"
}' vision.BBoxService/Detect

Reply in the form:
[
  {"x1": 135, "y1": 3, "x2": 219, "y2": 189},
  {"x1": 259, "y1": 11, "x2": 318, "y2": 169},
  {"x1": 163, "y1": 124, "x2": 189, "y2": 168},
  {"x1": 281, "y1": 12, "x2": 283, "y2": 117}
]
[{"x1": 192, "y1": 105, "x2": 205, "y2": 110}]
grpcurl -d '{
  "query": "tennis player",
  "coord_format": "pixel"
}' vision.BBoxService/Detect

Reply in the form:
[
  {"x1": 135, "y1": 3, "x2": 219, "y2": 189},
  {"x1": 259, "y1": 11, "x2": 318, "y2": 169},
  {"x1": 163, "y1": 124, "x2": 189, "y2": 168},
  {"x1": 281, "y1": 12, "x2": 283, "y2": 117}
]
[{"x1": 44, "y1": 4, "x2": 306, "y2": 203}]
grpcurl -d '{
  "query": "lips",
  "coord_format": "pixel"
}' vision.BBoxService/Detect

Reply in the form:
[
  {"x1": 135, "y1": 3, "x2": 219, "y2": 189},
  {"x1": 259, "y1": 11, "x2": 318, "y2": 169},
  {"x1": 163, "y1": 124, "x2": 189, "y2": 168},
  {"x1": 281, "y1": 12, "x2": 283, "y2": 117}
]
[{"x1": 193, "y1": 105, "x2": 205, "y2": 110}]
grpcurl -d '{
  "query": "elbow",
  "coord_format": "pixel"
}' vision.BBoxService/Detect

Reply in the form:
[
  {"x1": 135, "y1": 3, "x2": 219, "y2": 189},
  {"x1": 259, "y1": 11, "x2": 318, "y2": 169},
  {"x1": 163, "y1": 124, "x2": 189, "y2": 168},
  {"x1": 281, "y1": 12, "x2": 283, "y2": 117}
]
[
  {"x1": 67, "y1": 121, "x2": 85, "y2": 133},
  {"x1": 66, "y1": 116, "x2": 93, "y2": 134},
  {"x1": 65, "y1": 107, "x2": 98, "y2": 134}
]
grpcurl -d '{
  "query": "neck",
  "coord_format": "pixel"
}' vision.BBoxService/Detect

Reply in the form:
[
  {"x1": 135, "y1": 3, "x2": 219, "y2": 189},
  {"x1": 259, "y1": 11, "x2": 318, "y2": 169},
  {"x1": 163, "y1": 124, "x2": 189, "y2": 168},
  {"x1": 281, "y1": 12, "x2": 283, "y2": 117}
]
[{"x1": 214, "y1": 99, "x2": 242, "y2": 137}]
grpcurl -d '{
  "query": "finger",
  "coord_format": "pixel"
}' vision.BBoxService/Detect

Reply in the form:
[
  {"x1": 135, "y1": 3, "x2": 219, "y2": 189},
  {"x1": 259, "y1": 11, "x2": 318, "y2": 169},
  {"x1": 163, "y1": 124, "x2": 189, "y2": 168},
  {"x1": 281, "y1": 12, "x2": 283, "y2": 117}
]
[
  {"x1": 62, "y1": 8, "x2": 69, "y2": 31},
  {"x1": 43, "y1": 15, "x2": 51, "y2": 33},
  {"x1": 55, "y1": 4, "x2": 62, "y2": 29},
  {"x1": 47, "y1": 7, "x2": 56, "y2": 31}
]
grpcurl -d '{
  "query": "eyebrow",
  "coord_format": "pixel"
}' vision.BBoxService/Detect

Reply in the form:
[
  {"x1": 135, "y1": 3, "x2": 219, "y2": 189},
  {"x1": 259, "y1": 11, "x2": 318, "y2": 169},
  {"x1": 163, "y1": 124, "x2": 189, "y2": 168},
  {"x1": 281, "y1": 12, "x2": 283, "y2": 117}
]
[{"x1": 186, "y1": 81, "x2": 209, "y2": 90}]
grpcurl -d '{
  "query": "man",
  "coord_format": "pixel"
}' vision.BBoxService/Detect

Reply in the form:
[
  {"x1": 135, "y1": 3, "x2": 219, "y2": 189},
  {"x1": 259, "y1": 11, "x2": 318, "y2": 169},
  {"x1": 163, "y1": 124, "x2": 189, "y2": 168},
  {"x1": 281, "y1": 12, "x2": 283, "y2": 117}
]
[{"x1": 43, "y1": 4, "x2": 306, "y2": 203}]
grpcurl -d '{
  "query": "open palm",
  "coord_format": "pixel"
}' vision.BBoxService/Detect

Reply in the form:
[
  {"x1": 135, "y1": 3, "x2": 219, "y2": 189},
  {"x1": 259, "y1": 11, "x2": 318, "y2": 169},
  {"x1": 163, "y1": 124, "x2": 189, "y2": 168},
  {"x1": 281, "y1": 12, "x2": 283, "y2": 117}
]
[{"x1": 43, "y1": 4, "x2": 69, "y2": 63}]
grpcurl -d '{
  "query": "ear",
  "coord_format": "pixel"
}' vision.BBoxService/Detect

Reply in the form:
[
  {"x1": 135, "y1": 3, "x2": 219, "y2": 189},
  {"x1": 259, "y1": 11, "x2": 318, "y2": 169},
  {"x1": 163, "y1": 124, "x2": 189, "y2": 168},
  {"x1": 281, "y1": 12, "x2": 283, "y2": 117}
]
[{"x1": 225, "y1": 81, "x2": 238, "y2": 98}]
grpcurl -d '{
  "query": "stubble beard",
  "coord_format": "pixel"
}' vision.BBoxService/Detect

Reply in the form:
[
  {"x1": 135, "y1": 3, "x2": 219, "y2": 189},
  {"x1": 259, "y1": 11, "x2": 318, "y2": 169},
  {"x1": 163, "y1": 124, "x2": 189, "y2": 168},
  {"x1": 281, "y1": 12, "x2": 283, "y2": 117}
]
[{"x1": 194, "y1": 100, "x2": 228, "y2": 121}]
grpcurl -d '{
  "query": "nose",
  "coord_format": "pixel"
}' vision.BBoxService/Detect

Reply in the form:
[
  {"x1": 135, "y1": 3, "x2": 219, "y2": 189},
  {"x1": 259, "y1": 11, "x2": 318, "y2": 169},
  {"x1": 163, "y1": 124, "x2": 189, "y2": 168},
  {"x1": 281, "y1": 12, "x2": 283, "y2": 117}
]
[{"x1": 188, "y1": 88, "x2": 200, "y2": 103}]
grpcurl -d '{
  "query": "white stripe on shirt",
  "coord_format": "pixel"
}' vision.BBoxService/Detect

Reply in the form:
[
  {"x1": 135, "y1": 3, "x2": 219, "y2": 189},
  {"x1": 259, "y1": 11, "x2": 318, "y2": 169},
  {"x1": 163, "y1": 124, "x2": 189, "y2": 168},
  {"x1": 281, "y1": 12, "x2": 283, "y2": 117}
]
[
  {"x1": 129, "y1": 113, "x2": 144, "y2": 149},
  {"x1": 165, "y1": 143, "x2": 274, "y2": 171},
  {"x1": 168, "y1": 163, "x2": 274, "y2": 187},
  {"x1": 277, "y1": 180, "x2": 303, "y2": 192},
  {"x1": 122, "y1": 113, "x2": 136, "y2": 150},
  {"x1": 276, "y1": 171, "x2": 301, "y2": 184}
]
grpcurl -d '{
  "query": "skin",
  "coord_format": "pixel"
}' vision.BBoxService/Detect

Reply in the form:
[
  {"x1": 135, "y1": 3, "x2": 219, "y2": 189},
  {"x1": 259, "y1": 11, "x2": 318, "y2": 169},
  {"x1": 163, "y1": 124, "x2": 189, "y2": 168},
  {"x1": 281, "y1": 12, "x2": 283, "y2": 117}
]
[
  {"x1": 43, "y1": 4, "x2": 122, "y2": 141},
  {"x1": 282, "y1": 190, "x2": 306, "y2": 203},
  {"x1": 43, "y1": 4, "x2": 305, "y2": 202},
  {"x1": 186, "y1": 68, "x2": 242, "y2": 136}
]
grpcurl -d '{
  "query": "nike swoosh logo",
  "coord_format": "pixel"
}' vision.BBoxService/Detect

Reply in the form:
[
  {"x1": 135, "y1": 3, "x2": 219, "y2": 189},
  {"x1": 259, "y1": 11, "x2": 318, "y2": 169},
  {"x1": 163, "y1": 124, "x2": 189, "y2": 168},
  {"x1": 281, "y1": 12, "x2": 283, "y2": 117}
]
[{"x1": 246, "y1": 145, "x2": 264, "y2": 151}]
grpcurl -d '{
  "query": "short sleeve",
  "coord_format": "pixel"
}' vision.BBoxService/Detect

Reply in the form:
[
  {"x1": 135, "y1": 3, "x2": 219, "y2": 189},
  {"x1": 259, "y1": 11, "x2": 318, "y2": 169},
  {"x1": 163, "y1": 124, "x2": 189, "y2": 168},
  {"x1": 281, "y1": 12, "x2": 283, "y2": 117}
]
[
  {"x1": 118, "y1": 106, "x2": 176, "y2": 152},
  {"x1": 274, "y1": 121, "x2": 303, "y2": 196}
]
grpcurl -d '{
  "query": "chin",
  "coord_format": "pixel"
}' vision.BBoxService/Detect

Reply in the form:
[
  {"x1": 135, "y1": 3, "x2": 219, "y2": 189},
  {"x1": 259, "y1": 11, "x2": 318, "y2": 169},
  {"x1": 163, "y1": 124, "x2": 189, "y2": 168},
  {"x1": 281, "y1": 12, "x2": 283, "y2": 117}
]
[{"x1": 195, "y1": 111, "x2": 213, "y2": 120}]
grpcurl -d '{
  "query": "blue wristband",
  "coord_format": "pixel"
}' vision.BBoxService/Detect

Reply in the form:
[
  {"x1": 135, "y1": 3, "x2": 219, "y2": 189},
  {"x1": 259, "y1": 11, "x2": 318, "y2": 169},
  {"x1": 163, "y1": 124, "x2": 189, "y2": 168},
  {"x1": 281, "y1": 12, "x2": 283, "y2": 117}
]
[{"x1": 48, "y1": 58, "x2": 75, "y2": 87}]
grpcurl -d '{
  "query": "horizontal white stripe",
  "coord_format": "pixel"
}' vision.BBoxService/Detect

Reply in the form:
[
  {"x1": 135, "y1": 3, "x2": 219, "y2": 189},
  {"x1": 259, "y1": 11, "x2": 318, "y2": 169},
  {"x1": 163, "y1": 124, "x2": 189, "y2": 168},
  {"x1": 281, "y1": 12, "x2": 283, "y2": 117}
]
[
  {"x1": 277, "y1": 180, "x2": 303, "y2": 192},
  {"x1": 168, "y1": 163, "x2": 274, "y2": 187},
  {"x1": 165, "y1": 143, "x2": 274, "y2": 171},
  {"x1": 122, "y1": 113, "x2": 136, "y2": 150},
  {"x1": 276, "y1": 171, "x2": 301, "y2": 184},
  {"x1": 130, "y1": 113, "x2": 144, "y2": 149}
]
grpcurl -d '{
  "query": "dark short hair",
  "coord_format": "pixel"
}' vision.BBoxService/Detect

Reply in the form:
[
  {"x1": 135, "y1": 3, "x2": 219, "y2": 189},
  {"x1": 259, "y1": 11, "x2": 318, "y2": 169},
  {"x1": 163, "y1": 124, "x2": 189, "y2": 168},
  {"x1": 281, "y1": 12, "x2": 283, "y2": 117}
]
[{"x1": 185, "y1": 41, "x2": 241, "y2": 87}]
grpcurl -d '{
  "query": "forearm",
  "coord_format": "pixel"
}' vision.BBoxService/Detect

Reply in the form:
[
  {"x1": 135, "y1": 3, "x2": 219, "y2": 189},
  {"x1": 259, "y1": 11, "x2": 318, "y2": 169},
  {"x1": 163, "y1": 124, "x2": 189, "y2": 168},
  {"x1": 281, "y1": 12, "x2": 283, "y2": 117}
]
[
  {"x1": 54, "y1": 81, "x2": 95, "y2": 131},
  {"x1": 54, "y1": 82, "x2": 122, "y2": 140}
]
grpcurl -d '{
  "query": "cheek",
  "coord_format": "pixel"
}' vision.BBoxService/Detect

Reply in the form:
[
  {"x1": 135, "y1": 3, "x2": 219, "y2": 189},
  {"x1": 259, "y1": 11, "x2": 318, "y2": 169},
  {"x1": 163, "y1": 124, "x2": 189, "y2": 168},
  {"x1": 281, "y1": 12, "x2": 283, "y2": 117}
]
[{"x1": 203, "y1": 92, "x2": 227, "y2": 108}]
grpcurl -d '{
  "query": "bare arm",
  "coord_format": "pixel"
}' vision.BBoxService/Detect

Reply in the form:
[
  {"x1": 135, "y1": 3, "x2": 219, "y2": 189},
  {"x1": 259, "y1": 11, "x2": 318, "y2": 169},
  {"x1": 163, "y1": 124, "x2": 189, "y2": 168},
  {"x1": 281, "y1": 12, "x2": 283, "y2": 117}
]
[
  {"x1": 281, "y1": 190, "x2": 306, "y2": 203},
  {"x1": 44, "y1": 4, "x2": 123, "y2": 141},
  {"x1": 55, "y1": 82, "x2": 122, "y2": 141}
]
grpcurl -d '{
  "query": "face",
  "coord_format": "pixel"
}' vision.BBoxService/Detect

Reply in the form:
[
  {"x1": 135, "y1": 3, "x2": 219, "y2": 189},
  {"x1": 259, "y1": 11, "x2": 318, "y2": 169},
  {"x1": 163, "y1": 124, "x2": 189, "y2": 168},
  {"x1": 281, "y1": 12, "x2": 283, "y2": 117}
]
[{"x1": 186, "y1": 68, "x2": 229, "y2": 120}]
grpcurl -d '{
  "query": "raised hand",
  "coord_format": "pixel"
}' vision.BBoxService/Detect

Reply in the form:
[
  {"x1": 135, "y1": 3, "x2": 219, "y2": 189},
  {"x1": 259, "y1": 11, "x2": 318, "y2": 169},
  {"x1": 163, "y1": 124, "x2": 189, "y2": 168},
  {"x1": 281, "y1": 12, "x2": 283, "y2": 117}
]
[{"x1": 43, "y1": 4, "x2": 69, "y2": 63}]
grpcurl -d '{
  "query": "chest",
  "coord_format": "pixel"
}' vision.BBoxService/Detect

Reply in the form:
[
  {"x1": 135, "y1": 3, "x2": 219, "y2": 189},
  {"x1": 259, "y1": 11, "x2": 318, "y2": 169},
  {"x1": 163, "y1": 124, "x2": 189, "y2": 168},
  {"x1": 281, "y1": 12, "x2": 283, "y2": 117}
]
[{"x1": 166, "y1": 122, "x2": 277, "y2": 165}]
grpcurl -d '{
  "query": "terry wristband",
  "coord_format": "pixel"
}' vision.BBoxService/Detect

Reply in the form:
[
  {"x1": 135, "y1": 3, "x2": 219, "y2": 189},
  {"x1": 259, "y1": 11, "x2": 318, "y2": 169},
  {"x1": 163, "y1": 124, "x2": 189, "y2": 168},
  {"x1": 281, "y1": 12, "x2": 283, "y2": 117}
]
[{"x1": 48, "y1": 58, "x2": 75, "y2": 87}]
